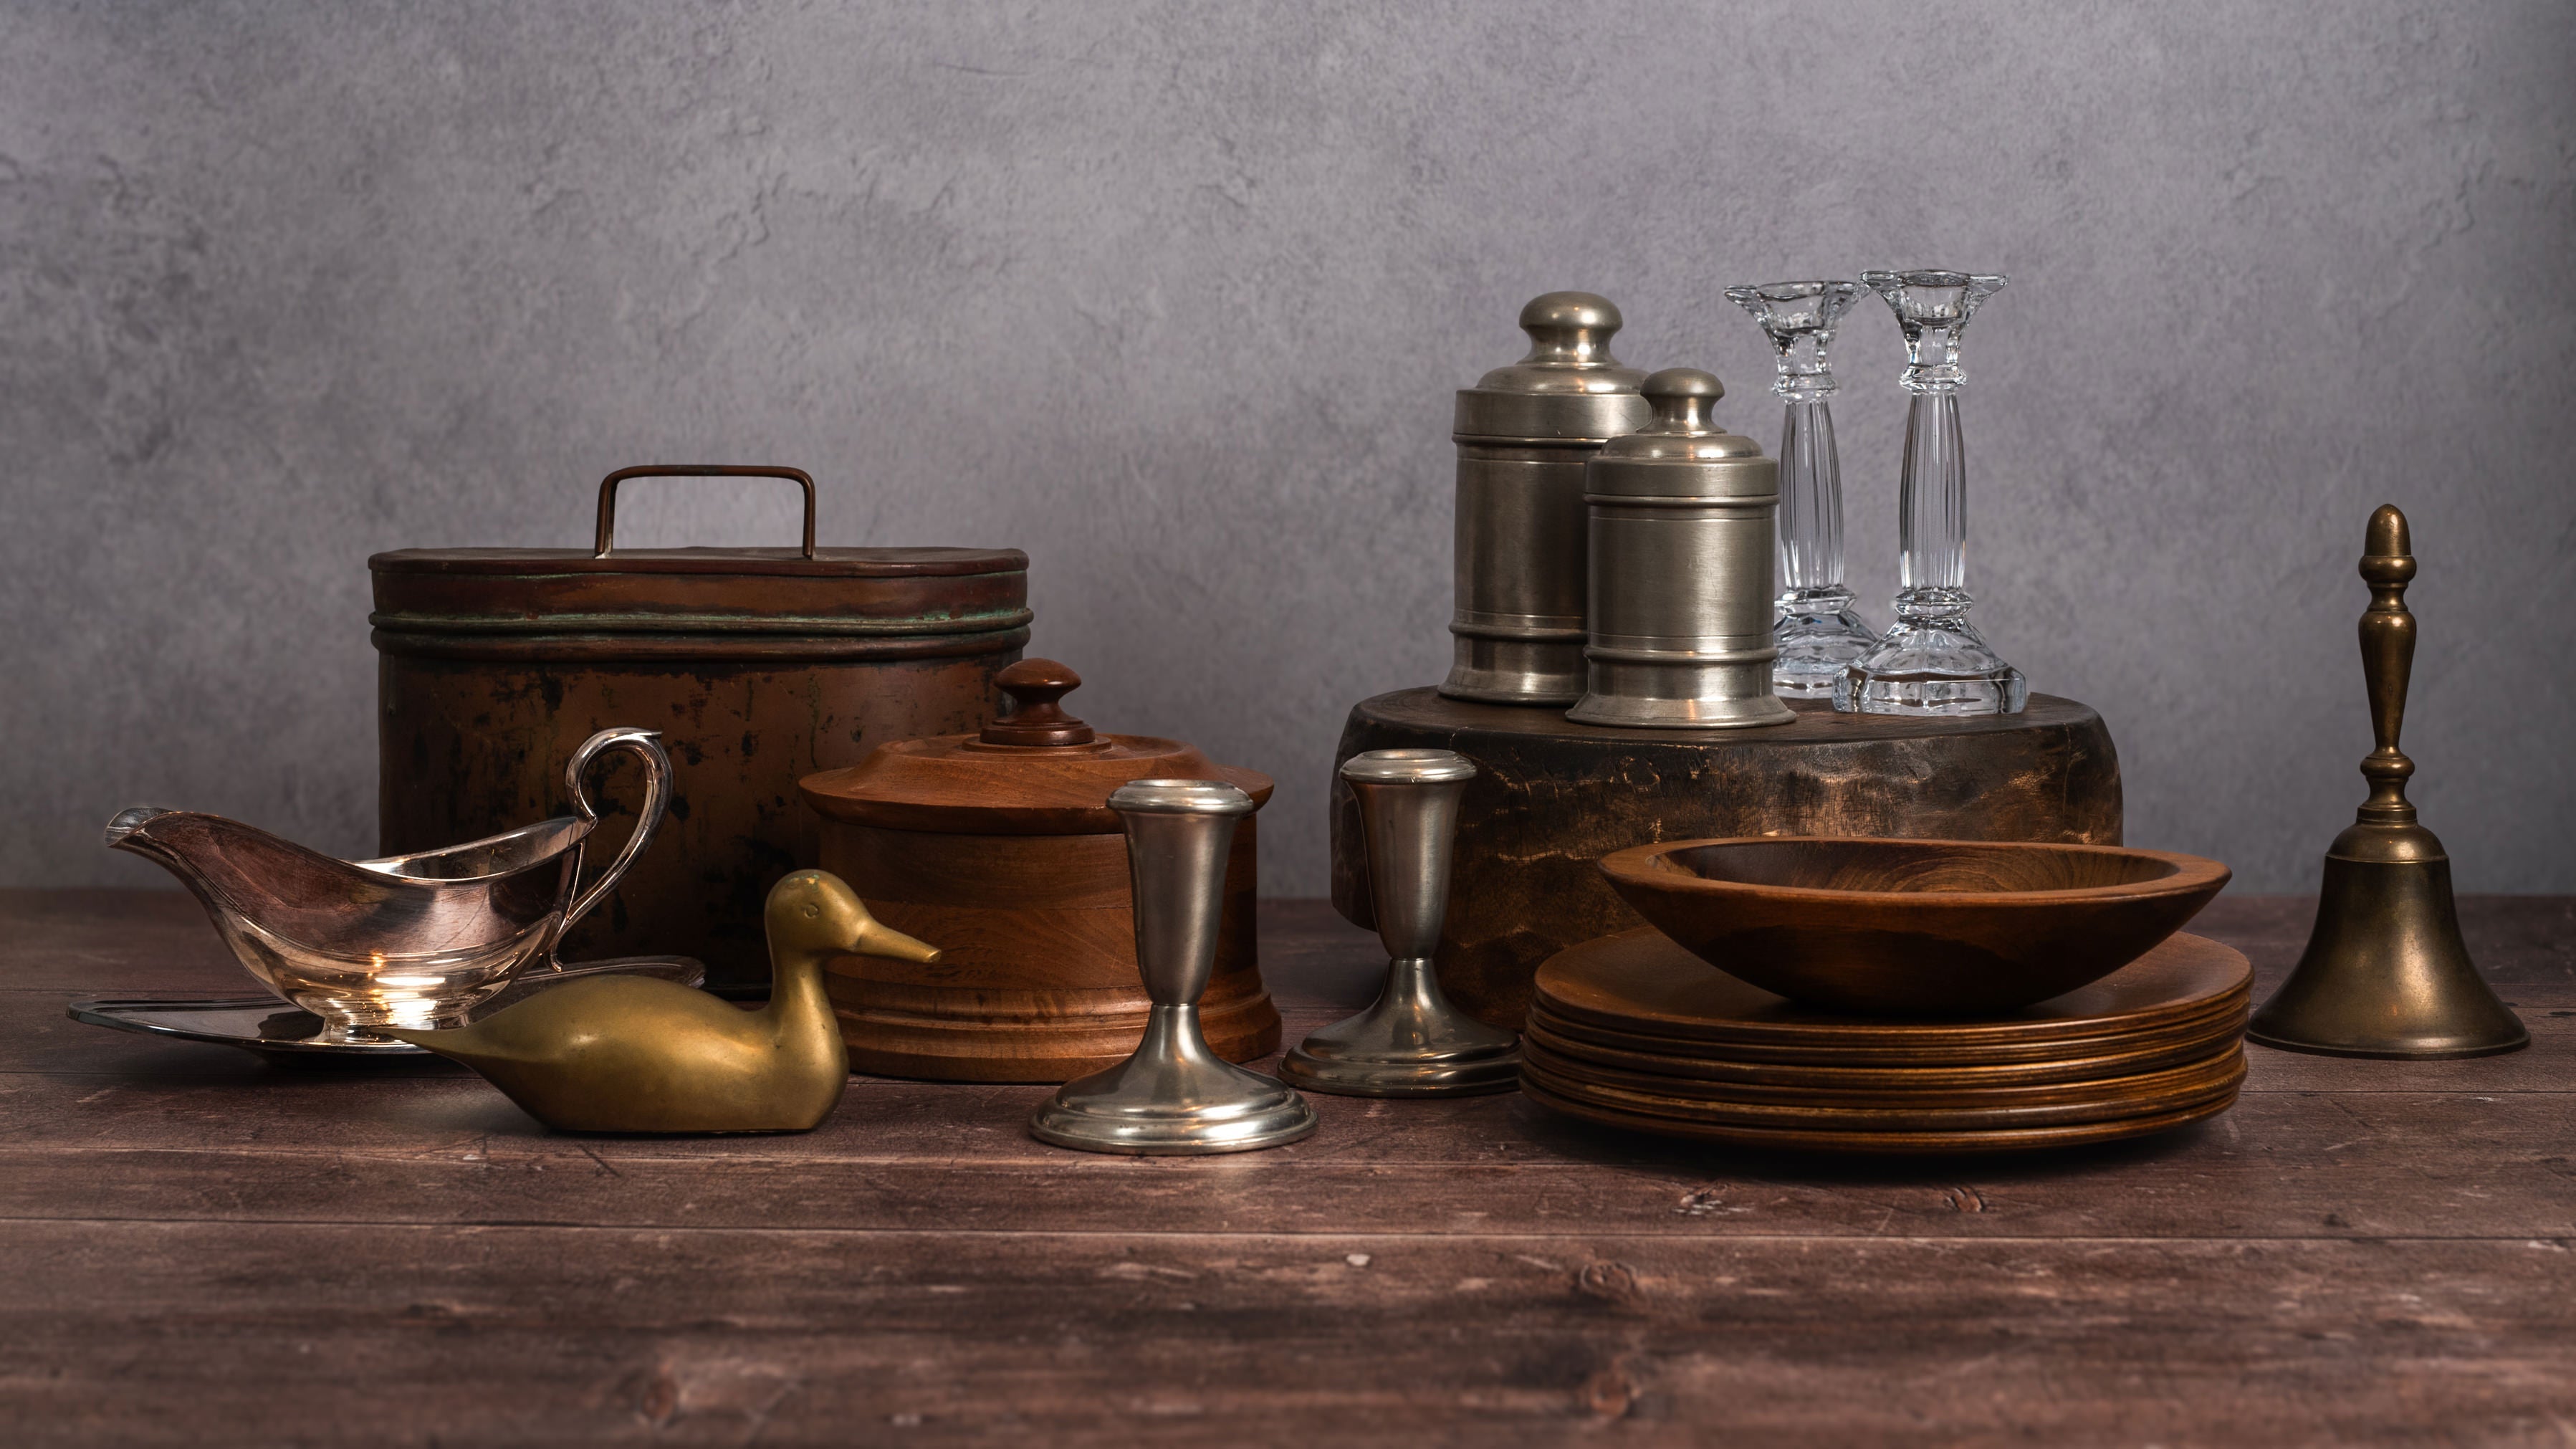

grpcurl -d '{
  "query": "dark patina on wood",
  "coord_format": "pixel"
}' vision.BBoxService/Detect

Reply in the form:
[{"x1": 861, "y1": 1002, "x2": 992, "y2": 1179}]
[{"x1": 1331, "y1": 689, "x2": 2123, "y2": 1026}]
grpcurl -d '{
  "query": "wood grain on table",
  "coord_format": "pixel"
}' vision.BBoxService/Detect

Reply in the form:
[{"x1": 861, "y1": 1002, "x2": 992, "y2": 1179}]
[{"x1": 2, "y1": 891, "x2": 2571, "y2": 1446}]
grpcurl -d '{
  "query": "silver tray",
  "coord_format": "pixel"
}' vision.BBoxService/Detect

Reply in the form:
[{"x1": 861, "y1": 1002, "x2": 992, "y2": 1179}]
[{"x1": 67, "y1": 955, "x2": 705, "y2": 1058}]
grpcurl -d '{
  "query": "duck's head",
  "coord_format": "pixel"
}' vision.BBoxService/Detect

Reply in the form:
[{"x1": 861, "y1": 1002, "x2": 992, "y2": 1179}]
[{"x1": 766, "y1": 870, "x2": 942, "y2": 965}]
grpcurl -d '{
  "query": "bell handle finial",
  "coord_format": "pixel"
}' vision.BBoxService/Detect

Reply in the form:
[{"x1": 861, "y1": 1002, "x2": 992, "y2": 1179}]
[{"x1": 2355, "y1": 504, "x2": 2418, "y2": 825}]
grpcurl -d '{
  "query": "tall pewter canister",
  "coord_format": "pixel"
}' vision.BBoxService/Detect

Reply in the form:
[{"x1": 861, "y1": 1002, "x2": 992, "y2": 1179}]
[
  {"x1": 1440, "y1": 292, "x2": 1654, "y2": 706},
  {"x1": 1566, "y1": 369, "x2": 1795, "y2": 730}
]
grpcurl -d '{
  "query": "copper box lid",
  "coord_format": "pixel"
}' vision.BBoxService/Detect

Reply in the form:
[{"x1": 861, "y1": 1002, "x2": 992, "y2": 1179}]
[
  {"x1": 800, "y1": 659, "x2": 1275, "y2": 836},
  {"x1": 370, "y1": 466, "x2": 1030, "y2": 662}
]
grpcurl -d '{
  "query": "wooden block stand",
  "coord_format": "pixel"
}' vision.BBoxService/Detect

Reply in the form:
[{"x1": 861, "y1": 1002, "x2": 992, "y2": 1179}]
[{"x1": 1330, "y1": 689, "x2": 2123, "y2": 1028}]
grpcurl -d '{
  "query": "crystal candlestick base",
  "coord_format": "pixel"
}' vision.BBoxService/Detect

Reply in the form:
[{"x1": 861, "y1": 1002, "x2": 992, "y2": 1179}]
[
  {"x1": 1838, "y1": 269, "x2": 2026, "y2": 716},
  {"x1": 1726, "y1": 280, "x2": 1878, "y2": 697}
]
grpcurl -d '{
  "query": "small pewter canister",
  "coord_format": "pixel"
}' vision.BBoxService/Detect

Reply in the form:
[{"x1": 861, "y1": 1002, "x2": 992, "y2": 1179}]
[
  {"x1": 1566, "y1": 369, "x2": 1795, "y2": 730},
  {"x1": 1440, "y1": 292, "x2": 1653, "y2": 706}
]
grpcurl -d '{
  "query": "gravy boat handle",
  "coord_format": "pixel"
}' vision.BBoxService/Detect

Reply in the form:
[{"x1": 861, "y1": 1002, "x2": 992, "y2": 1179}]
[{"x1": 557, "y1": 727, "x2": 674, "y2": 947}]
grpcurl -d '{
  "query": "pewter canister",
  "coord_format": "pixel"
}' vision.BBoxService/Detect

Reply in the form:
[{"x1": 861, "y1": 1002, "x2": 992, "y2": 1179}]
[
  {"x1": 1440, "y1": 292, "x2": 1653, "y2": 706},
  {"x1": 1566, "y1": 369, "x2": 1795, "y2": 730}
]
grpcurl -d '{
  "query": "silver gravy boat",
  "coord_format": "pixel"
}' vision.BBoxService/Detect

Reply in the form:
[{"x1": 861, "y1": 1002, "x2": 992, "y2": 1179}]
[{"x1": 106, "y1": 727, "x2": 672, "y2": 1044}]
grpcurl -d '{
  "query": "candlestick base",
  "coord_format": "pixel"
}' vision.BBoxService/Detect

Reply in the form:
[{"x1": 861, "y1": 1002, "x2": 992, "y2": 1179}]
[
  {"x1": 1029, "y1": 1005, "x2": 1318, "y2": 1154},
  {"x1": 1834, "y1": 606, "x2": 2026, "y2": 716},
  {"x1": 1282, "y1": 958, "x2": 1523, "y2": 1097},
  {"x1": 1772, "y1": 587, "x2": 1879, "y2": 697}
]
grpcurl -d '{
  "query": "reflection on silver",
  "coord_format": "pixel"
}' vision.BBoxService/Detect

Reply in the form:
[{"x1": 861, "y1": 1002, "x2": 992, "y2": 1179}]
[
  {"x1": 1028, "y1": 780, "x2": 1318, "y2": 1154},
  {"x1": 1284, "y1": 750, "x2": 1521, "y2": 1096},
  {"x1": 104, "y1": 727, "x2": 672, "y2": 1043},
  {"x1": 66, "y1": 957, "x2": 706, "y2": 1058}
]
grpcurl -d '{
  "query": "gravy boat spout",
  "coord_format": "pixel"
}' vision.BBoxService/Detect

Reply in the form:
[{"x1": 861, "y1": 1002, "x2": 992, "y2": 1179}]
[{"x1": 105, "y1": 727, "x2": 671, "y2": 1044}]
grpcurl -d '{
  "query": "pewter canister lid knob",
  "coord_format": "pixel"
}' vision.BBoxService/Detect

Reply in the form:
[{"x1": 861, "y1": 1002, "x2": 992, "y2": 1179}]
[
  {"x1": 1589, "y1": 368, "x2": 1769, "y2": 480},
  {"x1": 1452, "y1": 292, "x2": 1654, "y2": 442}
]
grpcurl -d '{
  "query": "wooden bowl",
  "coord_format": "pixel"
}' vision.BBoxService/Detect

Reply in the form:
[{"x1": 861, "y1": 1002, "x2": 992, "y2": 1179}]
[{"x1": 1596, "y1": 838, "x2": 2231, "y2": 1015}]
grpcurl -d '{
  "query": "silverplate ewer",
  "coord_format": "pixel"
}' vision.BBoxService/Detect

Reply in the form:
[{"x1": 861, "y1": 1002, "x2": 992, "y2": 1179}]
[{"x1": 105, "y1": 727, "x2": 674, "y2": 1045}]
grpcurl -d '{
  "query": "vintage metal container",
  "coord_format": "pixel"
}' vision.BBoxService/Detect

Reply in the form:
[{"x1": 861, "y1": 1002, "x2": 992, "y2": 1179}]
[
  {"x1": 798, "y1": 658, "x2": 1282, "y2": 1082},
  {"x1": 372, "y1": 466, "x2": 1029, "y2": 990},
  {"x1": 1440, "y1": 292, "x2": 1654, "y2": 707},
  {"x1": 1566, "y1": 369, "x2": 1795, "y2": 729}
]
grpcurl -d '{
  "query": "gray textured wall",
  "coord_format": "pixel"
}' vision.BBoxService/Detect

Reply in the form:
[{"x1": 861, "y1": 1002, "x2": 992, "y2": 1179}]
[{"x1": 6, "y1": 1, "x2": 2572, "y2": 899}]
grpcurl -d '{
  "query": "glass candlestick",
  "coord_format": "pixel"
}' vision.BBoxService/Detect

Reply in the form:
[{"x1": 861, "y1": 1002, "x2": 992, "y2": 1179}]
[
  {"x1": 1724, "y1": 280, "x2": 1878, "y2": 697},
  {"x1": 1836, "y1": 269, "x2": 2027, "y2": 715}
]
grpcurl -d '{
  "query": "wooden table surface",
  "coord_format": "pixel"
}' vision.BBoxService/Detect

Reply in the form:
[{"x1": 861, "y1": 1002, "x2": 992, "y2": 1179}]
[{"x1": 4, "y1": 890, "x2": 2572, "y2": 1446}]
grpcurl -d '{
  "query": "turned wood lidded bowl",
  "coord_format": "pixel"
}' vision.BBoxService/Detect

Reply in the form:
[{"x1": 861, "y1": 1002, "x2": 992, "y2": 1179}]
[
  {"x1": 798, "y1": 659, "x2": 1280, "y2": 1081},
  {"x1": 1598, "y1": 837, "x2": 2231, "y2": 1015}
]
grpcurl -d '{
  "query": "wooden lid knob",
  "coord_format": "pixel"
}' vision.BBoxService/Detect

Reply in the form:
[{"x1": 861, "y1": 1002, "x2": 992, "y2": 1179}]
[{"x1": 980, "y1": 659, "x2": 1097, "y2": 747}]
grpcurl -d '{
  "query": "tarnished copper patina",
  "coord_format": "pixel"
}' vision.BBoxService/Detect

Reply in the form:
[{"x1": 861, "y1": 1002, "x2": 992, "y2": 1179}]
[{"x1": 372, "y1": 466, "x2": 1028, "y2": 989}]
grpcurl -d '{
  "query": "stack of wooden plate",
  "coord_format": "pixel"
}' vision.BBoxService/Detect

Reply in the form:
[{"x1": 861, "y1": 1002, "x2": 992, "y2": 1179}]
[{"x1": 1523, "y1": 929, "x2": 2252, "y2": 1153}]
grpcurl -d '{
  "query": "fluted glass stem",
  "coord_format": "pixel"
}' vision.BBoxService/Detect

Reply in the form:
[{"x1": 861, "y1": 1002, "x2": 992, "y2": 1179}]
[
  {"x1": 1895, "y1": 392, "x2": 1968, "y2": 612},
  {"x1": 1778, "y1": 398, "x2": 1844, "y2": 593}
]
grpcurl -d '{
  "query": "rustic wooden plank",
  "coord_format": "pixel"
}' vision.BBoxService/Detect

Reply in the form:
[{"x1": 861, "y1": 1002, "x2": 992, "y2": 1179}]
[
  {"x1": 3, "y1": 1223, "x2": 2572, "y2": 1445},
  {"x1": 12, "y1": 891, "x2": 2561, "y2": 1003},
  {"x1": 0, "y1": 1061, "x2": 2568, "y2": 1240},
  {"x1": 9, "y1": 970, "x2": 2570, "y2": 1086},
  {"x1": 9, "y1": 891, "x2": 2561, "y2": 999},
  {"x1": 6, "y1": 889, "x2": 2571, "y2": 1445},
  {"x1": 11, "y1": 892, "x2": 2563, "y2": 1061}
]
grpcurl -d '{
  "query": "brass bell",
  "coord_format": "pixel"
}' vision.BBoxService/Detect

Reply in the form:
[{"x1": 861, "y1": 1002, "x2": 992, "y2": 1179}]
[{"x1": 2247, "y1": 506, "x2": 2527, "y2": 1058}]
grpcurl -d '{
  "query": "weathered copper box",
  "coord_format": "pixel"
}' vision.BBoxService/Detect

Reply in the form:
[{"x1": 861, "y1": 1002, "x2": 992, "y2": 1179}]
[{"x1": 371, "y1": 467, "x2": 1028, "y2": 989}]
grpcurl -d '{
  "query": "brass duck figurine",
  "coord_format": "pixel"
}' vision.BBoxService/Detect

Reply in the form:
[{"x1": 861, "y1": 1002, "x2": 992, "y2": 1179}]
[{"x1": 385, "y1": 871, "x2": 939, "y2": 1133}]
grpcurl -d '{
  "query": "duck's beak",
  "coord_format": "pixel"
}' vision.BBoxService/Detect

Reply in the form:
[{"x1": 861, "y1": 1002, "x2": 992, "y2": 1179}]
[{"x1": 848, "y1": 912, "x2": 942, "y2": 965}]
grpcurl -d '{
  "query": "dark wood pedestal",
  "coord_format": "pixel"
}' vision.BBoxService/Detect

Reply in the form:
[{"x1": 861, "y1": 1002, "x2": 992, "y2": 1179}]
[{"x1": 1330, "y1": 689, "x2": 2124, "y2": 1028}]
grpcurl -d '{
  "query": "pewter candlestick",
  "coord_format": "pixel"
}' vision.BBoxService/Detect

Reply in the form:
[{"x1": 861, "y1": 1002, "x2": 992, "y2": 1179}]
[
  {"x1": 1725, "y1": 280, "x2": 1879, "y2": 697},
  {"x1": 1283, "y1": 750, "x2": 1520, "y2": 1096},
  {"x1": 1837, "y1": 269, "x2": 2027, "y2": 715},
  {"x1": 1028, "y1": 780, "x2": 1318, "y2": 1154}
]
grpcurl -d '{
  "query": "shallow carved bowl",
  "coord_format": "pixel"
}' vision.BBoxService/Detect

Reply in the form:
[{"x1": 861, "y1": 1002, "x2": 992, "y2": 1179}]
[{"x1": 1597, "y1": 838, "x2": 2231, "y2": 1015}]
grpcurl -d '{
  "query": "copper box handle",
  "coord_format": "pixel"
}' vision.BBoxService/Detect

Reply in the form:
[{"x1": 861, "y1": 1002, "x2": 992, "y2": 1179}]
[{"x1": 593, "y1": 465, "x2": 819, "y2": 559}]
